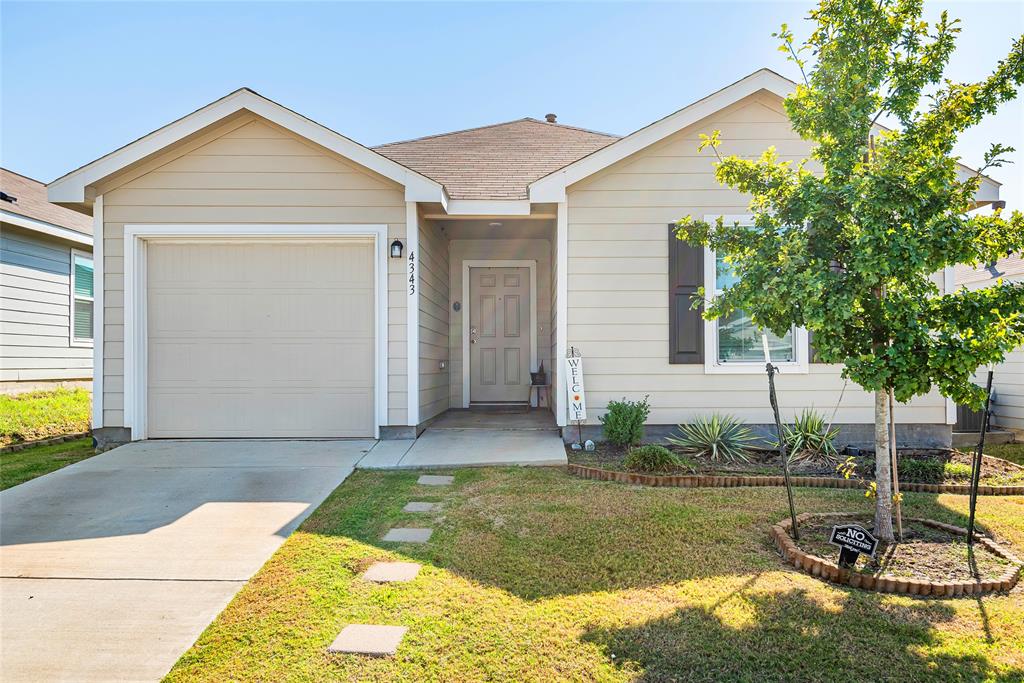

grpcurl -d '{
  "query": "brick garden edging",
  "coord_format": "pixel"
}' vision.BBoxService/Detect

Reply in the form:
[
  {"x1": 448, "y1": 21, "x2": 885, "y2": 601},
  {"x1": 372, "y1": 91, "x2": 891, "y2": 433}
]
[
  {"x1": 0, "y1": 432, "x2": 91, "y2": 454},
  {"x1": 567, "y1": 463, "x2": 1024, "y2": 496},
  {"x1": 770, "y1": 512, "x2": 1022, "y2": 596}
]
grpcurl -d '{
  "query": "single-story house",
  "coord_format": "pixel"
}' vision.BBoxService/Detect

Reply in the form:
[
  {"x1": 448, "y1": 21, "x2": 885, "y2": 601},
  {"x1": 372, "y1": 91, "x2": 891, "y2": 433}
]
[
  {"x1": 955, "y1": 254, "x2": 1024, "y2": 432},
  {"x1": 1, "y1": 169, "x2": 94, "y2": 394},
  {"x1": 45, "y1": 69, "x2": 1003, "y2": 448}
]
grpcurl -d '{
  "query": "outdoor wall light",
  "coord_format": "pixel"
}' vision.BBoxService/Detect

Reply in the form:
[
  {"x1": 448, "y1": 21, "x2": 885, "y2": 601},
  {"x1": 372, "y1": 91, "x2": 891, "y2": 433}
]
[{"x1": 390, "y1": 239, "x2": 404, "y2": 258}]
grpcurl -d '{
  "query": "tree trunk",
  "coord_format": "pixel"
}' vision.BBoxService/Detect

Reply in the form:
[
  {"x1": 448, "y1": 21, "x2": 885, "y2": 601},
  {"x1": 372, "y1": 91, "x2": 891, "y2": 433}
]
[{"x1": 874, "y1": 390, "x2": 895, "y2": 542}]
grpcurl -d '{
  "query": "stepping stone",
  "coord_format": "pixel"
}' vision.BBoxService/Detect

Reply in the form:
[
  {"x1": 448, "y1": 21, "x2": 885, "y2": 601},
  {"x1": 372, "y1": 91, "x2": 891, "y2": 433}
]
[
  {"x1": 382, "y1": 527, "x2": 433, "y2": 543},
  {"x1": 362, "y1": 561, "x2": 421, "y2": 583},
  {"x1": 417, "y1": 475, "x2": 454, "y2": 486},
  {"x1": 327, "y1": 624, "x2": 407, "y2": 656},
  {"x1": 403, "y1": 501, "x2": 438, "y2": 513}
]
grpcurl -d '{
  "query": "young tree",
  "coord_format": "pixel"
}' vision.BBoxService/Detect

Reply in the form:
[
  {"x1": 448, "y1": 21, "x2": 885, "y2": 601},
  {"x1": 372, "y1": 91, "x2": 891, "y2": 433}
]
[{"x1": 676, "y1": 0, "x2": 1024, "y2": 541}]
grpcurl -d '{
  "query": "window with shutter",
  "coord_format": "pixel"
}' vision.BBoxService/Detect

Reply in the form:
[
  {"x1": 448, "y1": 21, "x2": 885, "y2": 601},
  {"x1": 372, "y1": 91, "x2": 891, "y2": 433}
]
[
  {"x1": 668, "y1": 224, "x2": 703, "y2": 364},
  {"x1": 700, "y1": 214, "x2": 809, "y2": 373},
  {"x1": 71, "y1": 250, "x2": 94, "y2": 346}
]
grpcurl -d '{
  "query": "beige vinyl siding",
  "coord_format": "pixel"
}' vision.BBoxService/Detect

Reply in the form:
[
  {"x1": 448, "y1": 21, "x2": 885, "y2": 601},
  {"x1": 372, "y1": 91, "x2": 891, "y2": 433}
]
[
  {"x1": 960, "y1": 273, "x2": 1024, "y2": 430},
  {"x1": 0, "y1": 225, "x2": 93, "y2": 381},
  {"x1": 448, "y1": 238, "x2": 552, "y2": 408},
  {"x1": 988, "y1": 349, "x2": 1024, "y2": 430},
  {"x1": 100, "y1": 115, "x2": 408, "y2": 429},
  {"x1": 418, "y1": 218, "x2": 450, "y2": 422},
  {"x1": 565, "y1": 91, "x2": 946, "y2": 426}
]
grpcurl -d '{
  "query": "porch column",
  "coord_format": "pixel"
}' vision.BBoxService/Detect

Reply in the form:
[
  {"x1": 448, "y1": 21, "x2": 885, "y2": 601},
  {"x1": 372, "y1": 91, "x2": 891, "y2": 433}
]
[
  {"x1": 556, "y1": 201, "x2": 568, "y2": 427},
  {"x1": 406, "y1": 202, "x2": 420, "y2": 427}
]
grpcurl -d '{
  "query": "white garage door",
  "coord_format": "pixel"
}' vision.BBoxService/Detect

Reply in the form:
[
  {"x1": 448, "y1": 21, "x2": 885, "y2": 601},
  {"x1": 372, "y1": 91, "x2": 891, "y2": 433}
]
[{"x1": 146, "y1": 240, "x2": 375, "y2": 438}]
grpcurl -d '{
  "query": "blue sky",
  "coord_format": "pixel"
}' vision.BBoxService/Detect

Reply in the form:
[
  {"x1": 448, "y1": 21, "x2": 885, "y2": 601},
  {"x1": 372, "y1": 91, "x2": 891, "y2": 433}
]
[{"x1": 2, "y1": 1, "x2": 1021, "y2": 205}]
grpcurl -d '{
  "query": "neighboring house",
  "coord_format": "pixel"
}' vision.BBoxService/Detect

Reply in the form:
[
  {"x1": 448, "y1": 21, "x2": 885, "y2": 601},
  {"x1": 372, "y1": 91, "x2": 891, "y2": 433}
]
[
  {"x1": 1, "y1": 169, "x2": 94, "y2": 394},
  {"x1": 955, "y1": 254, "x2": 1024, "y2": 431},
  {"x1": 45, "y1": 69, "x2": 1002, "y2": 447}
]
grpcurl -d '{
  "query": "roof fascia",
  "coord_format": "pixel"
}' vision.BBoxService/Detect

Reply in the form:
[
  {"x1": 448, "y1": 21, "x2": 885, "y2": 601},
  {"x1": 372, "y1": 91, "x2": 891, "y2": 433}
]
[
  {"x1": 48, "y1": 89, "x2": 445, "y2": 204},
  {"x1": 1, "y1": 209, "x2": 93, "y2": 246}
]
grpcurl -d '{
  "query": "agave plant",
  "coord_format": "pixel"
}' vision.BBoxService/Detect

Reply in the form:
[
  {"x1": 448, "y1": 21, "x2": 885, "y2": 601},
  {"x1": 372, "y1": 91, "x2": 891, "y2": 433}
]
[
  {"x1": 776, "y1": 409, "x2": 841, "y2": 466},
  {"x1": 666, "y1": 414, "x2": 755, "y2": 463}
]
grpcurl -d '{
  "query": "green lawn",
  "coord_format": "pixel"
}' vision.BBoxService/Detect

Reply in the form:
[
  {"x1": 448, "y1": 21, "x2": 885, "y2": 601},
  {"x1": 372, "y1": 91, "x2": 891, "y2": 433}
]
[
  {"x1": 166, "y1": 468, "x2": 1024, "y2": 682},
  {"x1": 0, "y1": 388, "x2": 91, "y2": 447},
  {"x1": 0, "y1": 437, "x2": 96, "y2": 490}
]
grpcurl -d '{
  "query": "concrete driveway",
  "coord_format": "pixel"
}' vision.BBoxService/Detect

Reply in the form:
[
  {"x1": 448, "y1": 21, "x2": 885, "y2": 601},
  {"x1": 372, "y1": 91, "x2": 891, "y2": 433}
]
[{"x1": 0, "y1": 440, "x2": 370, "y2": 682}]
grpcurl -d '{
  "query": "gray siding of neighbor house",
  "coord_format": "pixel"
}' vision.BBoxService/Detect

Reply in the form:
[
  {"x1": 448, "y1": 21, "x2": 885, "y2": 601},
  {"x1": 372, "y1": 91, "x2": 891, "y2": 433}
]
[{"x1": 0, "y1": 224, "x2": 93, "y2": 382}]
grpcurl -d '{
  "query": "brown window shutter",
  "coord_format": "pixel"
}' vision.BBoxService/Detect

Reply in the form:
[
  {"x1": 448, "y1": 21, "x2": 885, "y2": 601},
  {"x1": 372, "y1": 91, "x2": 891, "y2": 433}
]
[{"x1": 668, "y1": 224, "x2": 704, "y2": 364}]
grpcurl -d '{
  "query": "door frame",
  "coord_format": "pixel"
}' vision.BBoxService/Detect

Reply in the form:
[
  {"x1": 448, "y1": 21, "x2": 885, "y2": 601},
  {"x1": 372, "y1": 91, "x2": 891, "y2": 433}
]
[
  {"x1": 123, "y1": 223, "x2": 389, "y2": 441},
  {"x1": 461, "y1": 259, "x2": 538, "y2": 408}
]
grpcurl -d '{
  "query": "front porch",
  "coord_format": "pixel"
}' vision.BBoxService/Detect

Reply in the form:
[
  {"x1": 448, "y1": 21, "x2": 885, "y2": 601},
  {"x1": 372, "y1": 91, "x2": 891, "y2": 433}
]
[
  {"x1": 413, "y1": 210, "x2": 561, "y2": 425},
  {"x1": 362, "y1": 408, "x2": 566, "y2": 469}
]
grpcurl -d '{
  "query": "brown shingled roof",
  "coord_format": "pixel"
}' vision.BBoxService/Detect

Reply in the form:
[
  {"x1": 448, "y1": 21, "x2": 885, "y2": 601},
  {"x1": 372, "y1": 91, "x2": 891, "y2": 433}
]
[
  {"x1": 1, "y1": 168, "x2": 92, "y2": 235},
  {"x1": 373, "y1": 118, "x2": 619, "y2": 200}
]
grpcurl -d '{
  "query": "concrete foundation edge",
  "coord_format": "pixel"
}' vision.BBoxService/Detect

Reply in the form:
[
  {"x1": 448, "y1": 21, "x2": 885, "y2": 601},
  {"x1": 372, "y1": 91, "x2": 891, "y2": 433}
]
[{"x1": 92, "y1": 427, "x2": 132, "y2": 450}]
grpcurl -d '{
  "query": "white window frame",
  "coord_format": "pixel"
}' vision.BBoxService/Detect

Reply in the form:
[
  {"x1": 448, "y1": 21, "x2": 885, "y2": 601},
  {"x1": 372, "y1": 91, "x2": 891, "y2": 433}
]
[
  {"x1": 702, "y1": 214, "x2": 808, "y2": 374},
  {"x1": 70, "y1": 248, "x2": 94, "y2": 348}
]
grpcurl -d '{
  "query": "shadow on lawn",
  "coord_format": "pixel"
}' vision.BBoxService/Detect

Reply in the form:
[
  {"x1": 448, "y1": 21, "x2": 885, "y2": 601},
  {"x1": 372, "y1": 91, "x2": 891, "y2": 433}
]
[
  {"x1": 307, "y1": 467, "x2": 1011, "y2": 602},
  {"x1": 581, "y1": 586, "x2": 1022, "y2": 682}
]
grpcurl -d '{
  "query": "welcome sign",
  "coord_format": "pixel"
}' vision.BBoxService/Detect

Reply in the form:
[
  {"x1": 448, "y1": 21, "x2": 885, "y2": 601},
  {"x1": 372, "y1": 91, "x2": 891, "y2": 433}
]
[{"x1": 565, "y1": 356, "x2": 587, "y2": 422}]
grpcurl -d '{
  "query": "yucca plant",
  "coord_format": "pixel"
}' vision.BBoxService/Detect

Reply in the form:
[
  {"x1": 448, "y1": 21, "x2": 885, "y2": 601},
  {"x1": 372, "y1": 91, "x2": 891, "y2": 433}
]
[
  {"x1": 776, "y1": 409, "x2": 840, "y2": 466},
  {"x1": 666, "y1": 414, "x2": 754, "y2": 463}
]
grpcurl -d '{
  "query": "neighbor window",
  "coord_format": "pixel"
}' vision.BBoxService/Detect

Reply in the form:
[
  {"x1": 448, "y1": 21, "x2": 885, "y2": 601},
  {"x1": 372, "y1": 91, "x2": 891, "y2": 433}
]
[
  {"x1": 702, "y1": 215, "x2": 807, "y2": 373},
  {"x1": 70, "y1": 250, "x2": 94, "y2": 346}
]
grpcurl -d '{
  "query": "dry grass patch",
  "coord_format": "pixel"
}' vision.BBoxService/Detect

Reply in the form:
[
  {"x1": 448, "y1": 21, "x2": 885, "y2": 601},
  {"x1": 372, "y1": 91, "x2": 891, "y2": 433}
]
[{"x1": 166, "y1": 468, "x2": 1024, "y2": 682}]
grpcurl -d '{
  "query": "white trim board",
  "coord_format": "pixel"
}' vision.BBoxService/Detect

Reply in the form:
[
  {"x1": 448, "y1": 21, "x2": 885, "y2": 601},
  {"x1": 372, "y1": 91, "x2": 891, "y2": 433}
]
[
  {"x1": 460, "y1": 259, "x2": 538, "y2": 408},
  {"x1": 122, "y1": 223, "x2": 389, "y2": 441},
  {"x1": 1, "y1": 209, "x2": 93, "y2": 246},
  {"x1": 555, "y1": 202, "x2": 568, "y2": 427},
  {"x1": 49, "y1": 88, "x2": 445, "y2": 205},
  {"x1": 91, "y1": 196, "x2": 104, "y2": 428},
  {"x1": 406, "y1": 202, "x2": 420, "y2": 427}
]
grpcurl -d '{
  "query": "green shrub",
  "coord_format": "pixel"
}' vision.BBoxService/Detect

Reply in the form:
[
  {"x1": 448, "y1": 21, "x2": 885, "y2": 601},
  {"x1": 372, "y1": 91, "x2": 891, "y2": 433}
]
[
  {"x1": 0, "y1": 388, "x2": 91, "y2": 446},
  {"x1": 898, "y1": 457, "x2": 944, "y2": 483},
  {"x1": 600, "y1": 396, "x2": 651, "y2": 446},
  {"x1": 943, "y1": 461, "x2": 973, "y2": 481},
  {"x1": 777, "y1": 409, "x2": 841, "y2": 465},
  {"x1": 666, "y1": 414, "x2": 754, "y2": 463},
  {"x1": 624, "y1": 445, "x2": 682, "y2": 473}
]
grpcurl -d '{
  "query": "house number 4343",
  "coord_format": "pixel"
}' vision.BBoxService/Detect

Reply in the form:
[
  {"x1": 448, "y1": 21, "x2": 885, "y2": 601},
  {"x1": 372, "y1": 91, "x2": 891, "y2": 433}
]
[{"x1": 408, "y1": 250, "x2": 416, "y2": 295}]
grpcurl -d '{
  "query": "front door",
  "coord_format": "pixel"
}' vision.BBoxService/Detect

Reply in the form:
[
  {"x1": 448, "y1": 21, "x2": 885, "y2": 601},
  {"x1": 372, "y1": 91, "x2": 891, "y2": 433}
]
[{"x1": 469, "y1": 267, "x2": 530, "y2": 403}]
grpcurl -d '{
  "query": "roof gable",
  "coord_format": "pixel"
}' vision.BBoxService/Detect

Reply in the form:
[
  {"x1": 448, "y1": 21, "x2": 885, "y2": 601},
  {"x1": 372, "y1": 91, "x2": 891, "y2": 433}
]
[
  {"x1": 530, "y1": 68, "x2": 1001, "y2": 206},
  {"x1": 374, "y1": 118, "x2": 618, "y2": 200},
  {"x1": 48, "y1": 88, "x2": 445, "y2": 207}
]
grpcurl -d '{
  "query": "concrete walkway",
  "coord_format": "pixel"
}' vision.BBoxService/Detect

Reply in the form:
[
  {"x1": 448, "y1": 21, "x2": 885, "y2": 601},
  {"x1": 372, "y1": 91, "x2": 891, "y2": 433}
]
[
  {"x1": 0, "y1": 440, "x2": 366, "y2": 682},
  {"x1": 358, "y1": 428, "x2": 567, "y2": 469}
]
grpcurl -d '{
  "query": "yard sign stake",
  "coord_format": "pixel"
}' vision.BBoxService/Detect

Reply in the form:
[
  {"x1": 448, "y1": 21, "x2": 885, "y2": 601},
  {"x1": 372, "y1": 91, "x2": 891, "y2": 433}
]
[
  {"x1": 763, "y1": 334, "x2": 799, "y2": 540},
  {"x1": 967, "y1": 369, "x2": 995, "y2": 546}
]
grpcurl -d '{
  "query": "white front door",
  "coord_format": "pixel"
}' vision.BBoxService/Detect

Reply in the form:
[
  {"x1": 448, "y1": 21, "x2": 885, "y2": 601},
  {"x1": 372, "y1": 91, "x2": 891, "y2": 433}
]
[{"x1": 469, "y1": 266, "x2": 530, "y2": 403}]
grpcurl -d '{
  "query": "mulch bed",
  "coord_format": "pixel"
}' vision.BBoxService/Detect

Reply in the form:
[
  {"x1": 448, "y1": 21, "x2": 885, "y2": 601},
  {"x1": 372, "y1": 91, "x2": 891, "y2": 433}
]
[
  {"x1": 567, "y1": 442, "x2": 1024, "y2": 488},
  {"x1": 771, "y1": 513, "x2": 1022, "y2": 596}
]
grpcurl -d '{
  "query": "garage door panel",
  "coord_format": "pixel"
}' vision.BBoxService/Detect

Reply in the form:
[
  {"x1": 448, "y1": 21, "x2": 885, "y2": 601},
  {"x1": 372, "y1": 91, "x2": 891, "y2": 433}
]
[
  {"x1": 149, "y1": 389, "x2": 374, "y2": 438},
  {"x1": 149, "y1": 340, "x2": 373, "y2": 387},
  {"x1": 146, "y1": 241, "x2": 375, "y2": 438}
]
